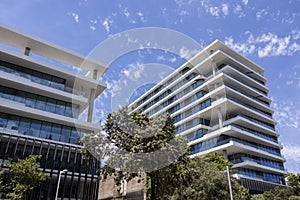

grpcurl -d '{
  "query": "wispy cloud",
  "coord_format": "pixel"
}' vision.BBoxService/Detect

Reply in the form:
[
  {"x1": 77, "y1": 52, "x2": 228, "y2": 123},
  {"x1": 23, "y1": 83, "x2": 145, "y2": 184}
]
[
  {"x1": 224, "y1": 36, "x2": 256, "y2": 55},
  {"x1": 179, "y1": 46, "x2": 199, "y2": 59},
  {"x1": 221, "y1": 4, "x2": 229, "y2": 16},
  {"x1": 209, "y1": 6, "x2": 220, "y2": 17},
  {"x1": 123, "y1": 7, "x2": 130, "y2": 17},
  {"x1": 256, "y1": 9, "x2": 268, "y2": 21},
  {"x1": 102, "y1": 17, "x2": 113, "y2": 34},
  {"x1": 89, "y1": 19, "x2": 97, "y2": 31},
  {"x1": 272, "y1": 99, "x2": 300, "y2": 129},
  {"x1": 282, "y1": 144, "x2": 300, "y2": 173},
  {"x1": 179, "y1": 10, "x2": 189, "y2": 16},
  {"x1": 233, "y1": 5, "x2": 246, "y2": 18},
  {"x1": 69, "y1": 12, "x2": 79, "y2": 23},
  {"x1": 136, "y1": 11, "x2": 146, "y2": 22},
  {"x1": 224, "y1": 31, "x2": 300, "y2": 58},
  {"x1": 242, "y1": 0, "x2": 248, "y2": 5}
]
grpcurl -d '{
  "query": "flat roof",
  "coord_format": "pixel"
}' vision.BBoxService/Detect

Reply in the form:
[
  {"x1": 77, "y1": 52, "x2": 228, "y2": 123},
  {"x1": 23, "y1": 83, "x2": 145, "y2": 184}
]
[{"x1": 0, "y1": 23, "x2": 108, "y2": 77}]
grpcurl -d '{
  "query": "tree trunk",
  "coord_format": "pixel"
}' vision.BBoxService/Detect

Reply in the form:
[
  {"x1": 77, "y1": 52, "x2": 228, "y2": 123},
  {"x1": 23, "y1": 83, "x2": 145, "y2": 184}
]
[{"x1": 150, "y1": 172, "x2": 156, "y2": 200}]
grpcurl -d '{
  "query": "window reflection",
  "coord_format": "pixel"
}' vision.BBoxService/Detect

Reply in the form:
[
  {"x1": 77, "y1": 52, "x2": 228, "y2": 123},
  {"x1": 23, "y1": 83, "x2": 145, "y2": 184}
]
[
  {"x1": 0, "y1": 85, "x2": 79, "y2": 118},
  {"x1": 0, "y1": 112, "x2": 91, "y2": 145}
]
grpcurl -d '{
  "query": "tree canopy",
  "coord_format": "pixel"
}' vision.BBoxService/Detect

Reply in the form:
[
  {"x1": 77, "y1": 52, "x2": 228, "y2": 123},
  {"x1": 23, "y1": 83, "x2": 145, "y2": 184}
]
[
  {"x1": 82, "y1": 106, "x2": 251, "y2": 199},
  {"x1": 287, "y1": 173, "x2": 300, "y2": 196},
  {"x1": 0, "y1": 155, "x2": 48, "y2": 200}
]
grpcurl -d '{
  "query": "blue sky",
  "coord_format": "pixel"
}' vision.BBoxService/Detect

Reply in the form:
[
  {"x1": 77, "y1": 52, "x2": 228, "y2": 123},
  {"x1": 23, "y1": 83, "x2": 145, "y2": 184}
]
[{"x1": 0, "y1": 0, "x2": 299, "y2": 173}]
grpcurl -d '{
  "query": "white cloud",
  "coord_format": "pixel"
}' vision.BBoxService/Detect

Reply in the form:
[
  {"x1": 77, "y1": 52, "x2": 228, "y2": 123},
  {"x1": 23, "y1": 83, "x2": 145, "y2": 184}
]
[
  {"x1": 121, "y1": 62, "x2": 145, "y2": 80},
  {"x1": 169, "y1": 57, "x2": 177, "y2": 63},
  {"x1": 224, "y1": 31, "x2": 300, "y2": 58},
  {"x1": 256, "y1": 33, "x2": 292, "y2": 57},
  {"x1": 221, "y1": 4, "x2": 229, "y2": 16},
  {"x1": 102, "y1": 17, "x2": 113, "y2": 34},
  {"x1": 136, "y1": 11, "x2": 146, "y2": 22},
  {"x1": 179, "y1": 10, "x2": 189, "y2": 16},
  {"x1": 272, "y1": 100, "x2": 300, "y2": 129},
  {"x1": 69, "y1": 12, "x2": 79, "y2": 23},
  {"x1": 123, "y1": 7, "x2": 130, "y2": 17},
  {"x1": 234, "y1": 5, "x2": 246, "y2": 18},
  {"x1": 224, "y1": 36, "x2": 255, "y2": 55},
  {"x1": 174, "y1": 0, "x2": 186, "y2": 7},
  {"x1": 179, "y1": 46, "x2": 198, "y2": 59},
  {"x1": 242, "y1": 0, "x2": 248, "y2": 5},
  {"x1": 209, "y1": 6, "x2": 219, "y2": 17},
  {"x1": 90, "y1": 26, "x2": 96, "y2": 31},
  {"x1": 282, "y1": 145, "x2": 300, "y2": 162},
  {"x1": 286, "y1": 80, "x2": 293, "y2": 85},
  {"x1": 256, "y1": 9, "x2": 268, "y2": 21},
  {"x1": 292, "y1": 29, "x2": 300, "y2": 40}
]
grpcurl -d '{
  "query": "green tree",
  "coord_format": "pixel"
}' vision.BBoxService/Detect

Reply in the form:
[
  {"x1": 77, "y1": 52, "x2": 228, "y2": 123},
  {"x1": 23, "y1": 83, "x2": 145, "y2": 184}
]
[
  {"x1": 250, "y1": 187, "x2": 297, "y2": 200},
  {"x1": 81, "y1": 106, "x2": 187, "y2": 200},
  {"x1": 81, "y1": 106, "x2": 249, "y2": 200},
  {"x1": 287, "y1": 173, "x2": 300, "y2": 196},
  {"x1": 157, "y1": 155, "x2": 249, "y2": 200},
  {"x1": 204, "y1": 152, "x2": 233, "y2": 170},
  {"x1": 2, "y1": 155, "x2": 48, "y2": 200}
]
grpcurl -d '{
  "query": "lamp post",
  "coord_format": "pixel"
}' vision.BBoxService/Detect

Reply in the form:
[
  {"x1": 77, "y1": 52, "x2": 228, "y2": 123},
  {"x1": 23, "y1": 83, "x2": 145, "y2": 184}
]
[
  {"x1": 226, "y1": 165, "x2": 233, "y2": 200},
  {"x1": 55, "y1": 169, "x2": 67, "y2": 200}
]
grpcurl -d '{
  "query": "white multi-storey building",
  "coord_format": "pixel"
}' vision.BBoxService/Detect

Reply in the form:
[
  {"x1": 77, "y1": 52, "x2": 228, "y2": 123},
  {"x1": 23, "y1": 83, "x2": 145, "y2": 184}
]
[
  {"x1": 129, "y1": 40, "x2": 286, "y2": 193},
  {"x1": 0, "y1": 24, "x2": 107, "y2": 199}
]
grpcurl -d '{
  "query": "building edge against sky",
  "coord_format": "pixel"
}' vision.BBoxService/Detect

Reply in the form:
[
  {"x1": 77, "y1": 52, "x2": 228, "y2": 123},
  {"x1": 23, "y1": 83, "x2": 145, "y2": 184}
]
[
  {"x1": 129, "y1": 39, "x2": 287, "y2": 194},
  {"x1": 0, "y1": 24, "x2": 107, "y2": 199}
]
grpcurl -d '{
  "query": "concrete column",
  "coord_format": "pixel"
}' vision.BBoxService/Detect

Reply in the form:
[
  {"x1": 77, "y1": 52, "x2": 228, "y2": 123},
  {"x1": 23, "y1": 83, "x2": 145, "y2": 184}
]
[
  {"x1": 212, "y1": 64, "x2": 216, "y2": 77},
  {"x1": 217, "y1": 107, "x2": 223, "y2": 128},
  {"x1": 93, "y1": 69, "x2": 98, "y2": 80},
  {"x1": 87, "y1": 69, "x2": 98, "y2": 123},
  {"x1": 87, "y1": 88, "x2": 95, "y2": 122},
  {"x1": 222, "y1": 150, "x2": 228, "y2": 159}
]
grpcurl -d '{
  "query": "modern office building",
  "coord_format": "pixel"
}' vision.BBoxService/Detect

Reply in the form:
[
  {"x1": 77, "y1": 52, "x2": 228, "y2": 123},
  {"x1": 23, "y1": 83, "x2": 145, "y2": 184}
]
[
  {"x1": 0, "y1": 24, "x2": 107, "y2": 199},
  {"x1": 129, "y1": 40, "x2": 286, "y2": 193}
]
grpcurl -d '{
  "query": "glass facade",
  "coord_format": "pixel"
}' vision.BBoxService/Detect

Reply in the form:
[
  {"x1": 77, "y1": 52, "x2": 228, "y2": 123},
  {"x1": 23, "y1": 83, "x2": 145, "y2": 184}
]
[
  {"x1": 129, "y1": 41, "x2": 286, "y2": 193},
  {"x1": 229, "y1": 153, "x2": 284, "y2": 171},
  {"x1": 136, "y1": 66, "x2": 191, "y2": 108},
  {"x1": 183, "y1": 128, "x2": 208, "y2": 142},
  {"x1": 0, "y1": 112, "x2": 89, "y2": 144},
  {"x1": 190, "y1": 135, "x2": 281, "y2": 157},
  {"x1": 0, "y1": 85, "x2": 80, "y2": 118},
  {"x1": 235, "y1": 168, "x2": 285, "y2": 185},
  {"x1": 0, "y1": 60, "x2": 66, "y2": 91},
  {"x1": 0, "y1": 132, "x2": 99, "y2": 200}
]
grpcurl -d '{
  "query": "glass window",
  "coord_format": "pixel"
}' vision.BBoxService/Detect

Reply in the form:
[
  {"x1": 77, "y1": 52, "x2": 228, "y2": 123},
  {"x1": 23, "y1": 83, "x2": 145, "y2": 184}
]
[
  {"x1": 3, "y1": 87, "x2": 15, "y2": 100},
  {"x1": 45, "y1": 98, "x2": 56, "y2": 113},
  {"x1": 51, "y1": 76, "x2": 65, "y2": 90},
  {"x1": 73, "y1": 104, "x2": 80, "y2": 118},
  {"x1": 0, "y1": 113, "x2": 8, "y2": 128},
  {"x1": 41, "y1": 74, "x2": 52, "y2": 86},
  {"x1": 25, "y1": 93, "x2": 37, "y2": 108},
  {"x1": 0, "y1": 86, "x2": 4, "y2": 98},
  {"x1": 41, "y1": 121, "x2": 52, "y2": 139},
  {"x1": 31, "y1": 71, "x2": 43, "y2": 84},
  {"x1": 7, "y1": 115, "x2": 20, "y2": 130},
  {"x1": 35, "y1": 96, "x2": 47, "y2": 110},
  {"x1": 70, "y1": 128, "x2": 80, "y2": 144},
  {"x1": 31, "y1": 119, "x2": 42, "y2": 137},
  {"x1": 19, "y1": 117, "x2": 31, "y2": 135},
  {"x1": 14, "y1": 90, "x2": 26, "y2": 104},
  {"x1": 65, "y1": 103, "x2": 73, "y2": 117},
  {"x1": 55, "y1": 101, "x2": 65, "y2": 115},
  {"x1": 61, "y1": 126, "x2": 71, "y2": 143},
  {"x1": 51, "y1": 124, "x2": 62, "y2": 141}
]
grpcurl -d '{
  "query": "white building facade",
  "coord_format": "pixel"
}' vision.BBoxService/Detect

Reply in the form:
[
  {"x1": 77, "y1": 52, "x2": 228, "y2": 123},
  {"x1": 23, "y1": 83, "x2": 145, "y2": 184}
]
[
  {"x1": 130, "y1": 40, "x2": 286, "y2": 193},
  {"x1": 0, "y1": 24, "x2": 107, "y2": 199}
]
